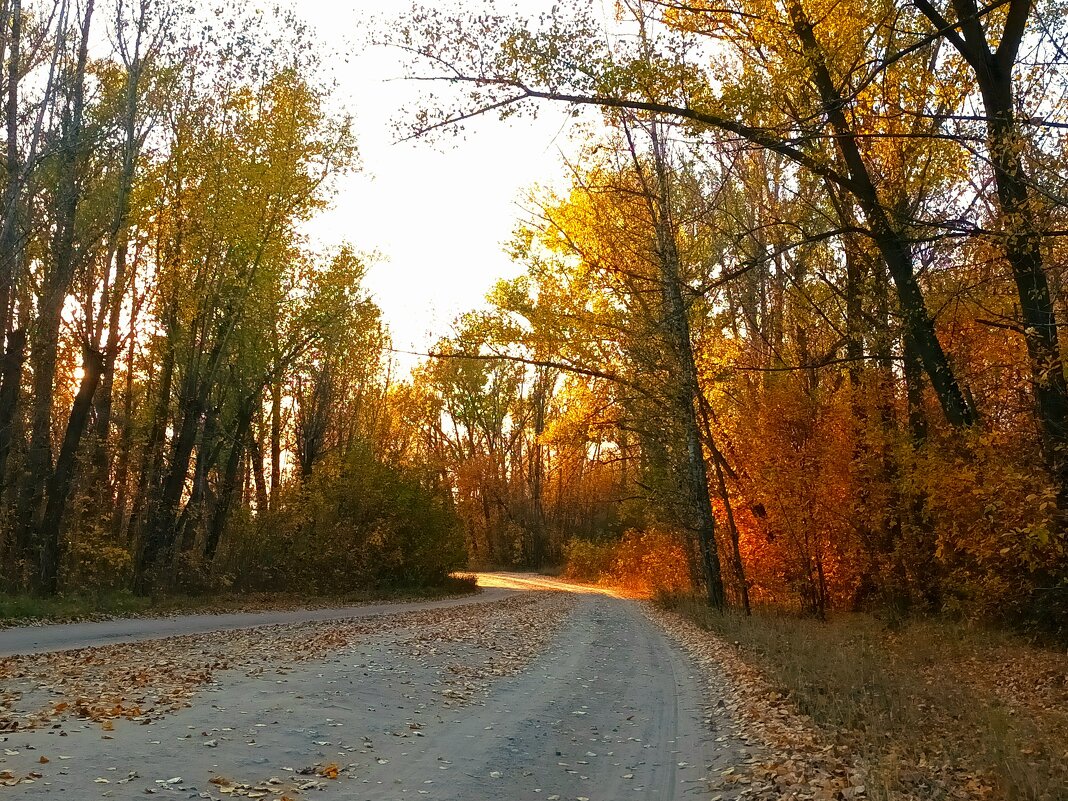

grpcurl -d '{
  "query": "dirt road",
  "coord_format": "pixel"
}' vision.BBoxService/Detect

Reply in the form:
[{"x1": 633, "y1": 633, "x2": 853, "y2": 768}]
[
  {"x1": 0, "y1": 588, "x2": 520, "y2": 657},
  {"x1": 0, "y1": 574, "x2": 750, "y2": 800}
]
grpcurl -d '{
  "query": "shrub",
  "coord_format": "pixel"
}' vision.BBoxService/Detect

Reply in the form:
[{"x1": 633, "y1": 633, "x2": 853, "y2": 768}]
[
  {"x1": 563, "y1": 527, "x2": 693, "y2": 596},
  {"x1": 62, "y1": 529, "x2": 133, "y2": 593},
  {"x1": 562, "y1": 538, "x2": 616, "y2": 582},
  {"x1": 609, "y1": 527, "x2": 692, "y2": 595},
  {"x1": 218, "y1": 445, "x2": 466, "y2": 594}
]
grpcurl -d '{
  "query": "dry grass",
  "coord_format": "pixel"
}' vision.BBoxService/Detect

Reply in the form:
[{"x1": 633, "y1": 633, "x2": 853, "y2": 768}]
[{"x1": 663, "y1": 596, "x2": 1068, "y2": 801}]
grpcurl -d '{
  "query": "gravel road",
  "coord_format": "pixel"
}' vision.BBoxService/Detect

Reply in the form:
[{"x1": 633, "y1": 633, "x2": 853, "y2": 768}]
[{"x1": 0, "y1": 574, "x2": 749, "y2": 800}]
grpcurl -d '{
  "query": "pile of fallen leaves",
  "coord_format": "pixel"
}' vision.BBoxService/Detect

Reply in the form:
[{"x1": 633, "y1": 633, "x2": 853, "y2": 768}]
[
  {"x1": 643, "y1": 603, "x2": 868, "y2": 801},
  {"x1": 879, "y1": 622, "x2": 1068, "y2": 801},
  {"x1": 206, "y1": 770, "x2": 334, "y2": 798}
]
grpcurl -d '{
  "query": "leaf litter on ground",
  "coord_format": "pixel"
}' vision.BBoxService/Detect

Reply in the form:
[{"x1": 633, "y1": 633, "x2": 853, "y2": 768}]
[
  {"x1": 643, "y1": 602, "x2": 869, "y2": 801},
  {"x1": 0, "y1": 591, "x2": 575, "y2": 794}
]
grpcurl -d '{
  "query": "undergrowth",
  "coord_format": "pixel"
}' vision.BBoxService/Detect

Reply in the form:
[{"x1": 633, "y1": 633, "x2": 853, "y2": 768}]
[{"x1": 662, "y1": 595, "x2": 1068, "y2": 801}]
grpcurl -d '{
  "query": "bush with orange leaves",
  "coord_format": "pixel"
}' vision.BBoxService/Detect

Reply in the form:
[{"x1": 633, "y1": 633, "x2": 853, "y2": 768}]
[
  {"x1": 916, "y1": 428, "x2": 1068, "y2": 627},
  {"x1": 725, "y1": 377, "x2": 863, "y2": 617},
  {"x1": 563, "y1": 527, "x2": 693, "y2": 597}
]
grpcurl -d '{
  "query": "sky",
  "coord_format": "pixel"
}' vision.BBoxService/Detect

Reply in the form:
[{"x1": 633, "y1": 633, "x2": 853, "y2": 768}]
[{"x1": 270, "y1": 1, "x2": 589, "y2": 367}]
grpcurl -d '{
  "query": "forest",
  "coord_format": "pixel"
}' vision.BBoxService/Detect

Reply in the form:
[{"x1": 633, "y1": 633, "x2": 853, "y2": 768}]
[
  {"x1": 397, "y1": 0, "x2": 1068, "y2": 632},
  {"x1": 0, "y1": 0, "x2": 466, "y2": 599},
  {"x1": 0, "y1": 0, "x2": 1065, "y2": 639}
]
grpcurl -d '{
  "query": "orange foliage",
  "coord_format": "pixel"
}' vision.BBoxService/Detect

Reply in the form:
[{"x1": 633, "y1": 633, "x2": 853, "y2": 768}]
[
  {"x1": 725, "y1": 378, "x2": 863, "y2": 615},
  {"x1": 563, "y1": 528, "x2": 693, "y2": 597}
]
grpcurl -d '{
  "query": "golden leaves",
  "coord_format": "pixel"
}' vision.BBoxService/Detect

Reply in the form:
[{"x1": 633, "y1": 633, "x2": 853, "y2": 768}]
[{"x1": 317, "y1": 762, "x2": 340, "y2": 780}]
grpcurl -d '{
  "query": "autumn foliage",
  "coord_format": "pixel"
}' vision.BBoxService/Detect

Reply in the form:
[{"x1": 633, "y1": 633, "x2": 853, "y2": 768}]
[
  {"x1": 562, "y1": 528, "x2": 692, "y2": 596},
  {"x1": 393, "y1": 0, "x2": 1068, "y2": 632},
  {"x1": 0, "y1": 0, "x2": 1066, "y2": 632},
  {"x1": 0, "y1": 3, "x2": 461, "y2": 599}
]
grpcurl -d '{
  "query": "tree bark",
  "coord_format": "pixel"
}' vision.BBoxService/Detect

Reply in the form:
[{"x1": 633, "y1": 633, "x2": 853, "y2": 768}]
[
  {"x1": 205, "y1": 395, "x2": 257, "y2": 560},
  {"x1": 93, "y1": 23, "x2": 145, "y2": 467},
  {"x1": 0, "y1": 326, "x2": 23, "y2": 505},
  {"x1": 0, "y1": 0, "x2": 20, "y2": 344},
  {"x1": 700, "y1": 396, "x2": 749, "y2": 614},
  {"x1": 249, "y1": 418, "x2": 269, "y2": 513},
  {"x1": 641, "y1": 125, "x2": 726, "y2": 608},
  {"x1": 269, "y1": 379, "x2": 281, "y2": 507},
  {"x1": 110, "y1": 330, "x2": 137, "y2": 540},
  {"x1": 136, "y1": 379, "x2": 206, "y2": 592}
]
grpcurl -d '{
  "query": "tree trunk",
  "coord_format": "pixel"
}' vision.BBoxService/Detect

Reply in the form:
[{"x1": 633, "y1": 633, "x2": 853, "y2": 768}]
[
  {"x1": 178, "y1": 405, "x2": 218, "y2": 553},
  {"x1": 18, "y1": 0, "x2": 95, "y2": 584},
  {"x1": 700, "y1": 397, "x2": 749, "y2": 614},
  {"x1": 110, "y1": 330, "x2": 137, "y2": 540},
  {"x1": 205, "y1": 396, "x2": 256, "y2": 560},
  {"x1": 249, "y1": 421, "x2": 269, "y2": 513},
  {"x1": 978, "y1": 74, "x2": 1068, "y2": 516},
  {"x1": 0, "y1": 326, "x2": 23, "y2": 589},
  {"x1": 136, "y1": 381, "x2": 205, "y2": 592},
  {"x1": 913, "y1": 0, "x2": 1068, "y2": 519},
  {"x1": 93, "y1": 36, "x2": 144, "y2": 468},
  {"x1": 527, "y1": 368, "x2": 550, "y2": 567},
  {"x1": 128, "y1": 328, "x2": 174, "y2": 550},
  {"x1": 0, "y1": 0, "x2": 20, "y2": 344},
  {"x1": 36, "y1": 348, "x2": 103, "y2": 594},
  {"x1": 0, "y1": 327, "x2": 23, "y2": 505},
  {"x1": 903, "y1": 333, "x2": 929, "y2": 445},
  {"x1": 643, "y1": 128, "x2": 726, "y2": 609},
  {"x1": 269, "y1": 379, "x2": 281, "y2": 508}
]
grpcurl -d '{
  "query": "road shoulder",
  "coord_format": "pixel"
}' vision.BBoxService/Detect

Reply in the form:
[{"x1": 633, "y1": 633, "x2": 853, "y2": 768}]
[{"x1": 643, "y1": 603, "x2": 868, "y2": 800}]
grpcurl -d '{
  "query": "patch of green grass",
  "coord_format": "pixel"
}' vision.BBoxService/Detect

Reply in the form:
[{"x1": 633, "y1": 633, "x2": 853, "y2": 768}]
[
  {"x1": 662, "y1": 595, "x2": 1068, "y2": 801},
  {"x1": 0, "y1": 591, "x2": 155, "y2": 623}
]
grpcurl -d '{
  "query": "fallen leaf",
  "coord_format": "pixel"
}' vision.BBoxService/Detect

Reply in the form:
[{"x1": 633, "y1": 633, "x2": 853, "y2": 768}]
[{"x1": 319, "y1": 763, "x2": 339, "y2": 780}]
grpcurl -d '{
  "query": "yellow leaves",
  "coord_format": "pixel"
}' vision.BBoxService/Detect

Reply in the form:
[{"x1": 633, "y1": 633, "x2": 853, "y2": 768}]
[
  {"x1": 1, "y1": 768, "x2": 43, "y2": 787},
  {"x1": 318, "y1": 762, "x2": 340, "y2": 780},
  {"x1": 153, "y1": 58, "x2": 356, "y2": 364},
  {"x1": 209, "y1": 775, "x2": 238, "y2": 794}
]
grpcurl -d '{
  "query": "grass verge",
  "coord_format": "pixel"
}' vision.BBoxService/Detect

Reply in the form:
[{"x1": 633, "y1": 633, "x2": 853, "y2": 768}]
[
  {"x1": 661, "y1": 595, "x2": 1067, "y2": 801},
  {"x1": 0, "y1": 573, "x2": 480, "y2": 628}
]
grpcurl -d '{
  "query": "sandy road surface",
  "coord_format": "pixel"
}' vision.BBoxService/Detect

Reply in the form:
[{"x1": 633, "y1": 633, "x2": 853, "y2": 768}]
[{"x1": 0, "y1": 574, "x2": 750, "y2": 800}]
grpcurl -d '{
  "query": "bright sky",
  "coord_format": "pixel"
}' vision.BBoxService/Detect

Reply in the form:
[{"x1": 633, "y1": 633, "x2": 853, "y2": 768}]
[{"x1": 272, "y1": 1, "x2": 589, "y2": 366}]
